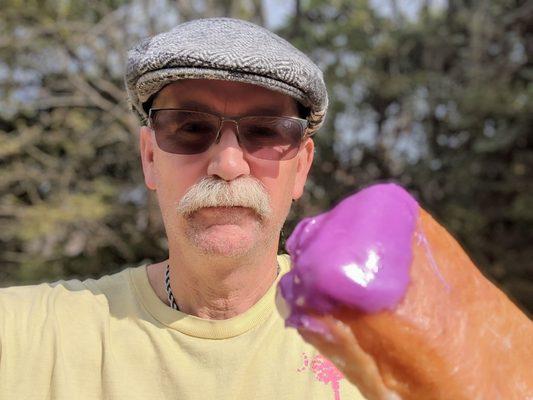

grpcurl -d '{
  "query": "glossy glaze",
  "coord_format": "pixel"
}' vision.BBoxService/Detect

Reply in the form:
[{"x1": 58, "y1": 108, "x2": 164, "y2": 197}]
[{"x1": 279, "y1": 183, "x2": 419, "y2": 328}]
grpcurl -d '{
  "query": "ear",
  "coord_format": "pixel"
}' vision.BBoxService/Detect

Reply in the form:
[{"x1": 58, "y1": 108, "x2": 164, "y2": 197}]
[
  {"x1": 140, "y1": 126, "x2": 157, "y2": 191},
  {"x1": 292, "y1": 137, "x2": 314, "y2": 200}
]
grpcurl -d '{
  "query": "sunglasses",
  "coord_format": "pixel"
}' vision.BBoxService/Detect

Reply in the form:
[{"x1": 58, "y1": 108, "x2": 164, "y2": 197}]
[{"x1": 148, "y1": 109, "x2": 309, "y2": 161}]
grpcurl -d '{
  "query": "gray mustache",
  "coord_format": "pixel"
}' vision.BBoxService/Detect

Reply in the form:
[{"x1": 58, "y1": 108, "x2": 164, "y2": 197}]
[{"x1": 177, "y1": 177, "x2": 272, "y2": 219}]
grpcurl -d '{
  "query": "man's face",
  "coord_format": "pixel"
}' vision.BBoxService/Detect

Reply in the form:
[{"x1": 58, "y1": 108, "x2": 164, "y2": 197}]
[{"x1": 139, "y1": 79, "x2": 314, "y2": 258}]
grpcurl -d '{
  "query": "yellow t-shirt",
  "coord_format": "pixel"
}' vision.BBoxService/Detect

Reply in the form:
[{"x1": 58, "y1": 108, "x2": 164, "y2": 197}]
[{"x1": 0, "y1": 255, "x2": 365, "y2": 400}]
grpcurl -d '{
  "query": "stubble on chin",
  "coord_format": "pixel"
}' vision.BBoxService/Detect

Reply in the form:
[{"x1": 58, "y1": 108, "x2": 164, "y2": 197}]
[{"x1": 183, "y1": 208, "x2": 268, "y2": 258}]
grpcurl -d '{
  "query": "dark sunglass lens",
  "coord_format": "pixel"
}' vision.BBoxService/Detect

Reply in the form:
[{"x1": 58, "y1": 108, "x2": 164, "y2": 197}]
[
  {"x1": 152, "y1": 110, "x2": 219, "y2": 154},
  {"x1": 239, "y1": 117, "x2": 303, "y2": 160}
]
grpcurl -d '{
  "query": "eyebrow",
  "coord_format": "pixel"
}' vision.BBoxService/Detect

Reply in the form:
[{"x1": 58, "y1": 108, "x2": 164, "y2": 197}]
[{"x1": 159, "y1": 100, "x2": 291, "y2": 117}]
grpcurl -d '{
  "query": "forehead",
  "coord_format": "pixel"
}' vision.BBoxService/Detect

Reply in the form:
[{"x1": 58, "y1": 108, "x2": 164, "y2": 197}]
[{"x1": 151, "y1": 79, "x2": 299, "y2": 116}]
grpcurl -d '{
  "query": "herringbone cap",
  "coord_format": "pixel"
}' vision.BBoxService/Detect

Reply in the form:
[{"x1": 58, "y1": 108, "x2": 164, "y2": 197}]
[{"x1": 125, "y1": 18, "x2": 328, "y2": 134}]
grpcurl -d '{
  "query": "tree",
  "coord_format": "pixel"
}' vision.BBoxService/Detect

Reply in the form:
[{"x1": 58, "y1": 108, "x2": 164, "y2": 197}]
[
  {"x1": 280, "y1": 0, "x2": 532, "y2": 312},
  {"x1": 1, "y1": 0, "x2": 531, "y2": 313}
]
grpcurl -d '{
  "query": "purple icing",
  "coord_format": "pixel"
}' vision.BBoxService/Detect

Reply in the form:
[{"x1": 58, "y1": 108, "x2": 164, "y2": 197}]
[{"x1": 279, "y1": 183, "x2": 419, "y2": 328}]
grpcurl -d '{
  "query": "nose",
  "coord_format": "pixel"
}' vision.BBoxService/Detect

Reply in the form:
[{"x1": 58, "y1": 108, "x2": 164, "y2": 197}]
[{"x1": 206, "y1": 122, "x2": 250, "y2": 181}]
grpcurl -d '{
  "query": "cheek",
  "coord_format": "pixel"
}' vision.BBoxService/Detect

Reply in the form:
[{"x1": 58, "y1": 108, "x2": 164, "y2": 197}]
[
  {"x1": 154, "y1": 153, "x2": 207, "y2": 208},
  {"x1": 250, "y1": 159, "x2": 298, "y2": 214}
]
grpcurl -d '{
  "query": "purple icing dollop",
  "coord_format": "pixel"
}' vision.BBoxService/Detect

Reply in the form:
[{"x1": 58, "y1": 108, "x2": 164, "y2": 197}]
[{"x1": 279, "y1": 183, "x2": 419, "y2": 328}]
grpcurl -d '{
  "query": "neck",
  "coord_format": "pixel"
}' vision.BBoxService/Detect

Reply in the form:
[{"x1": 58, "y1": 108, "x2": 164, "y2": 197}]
[{"x1": 147, "y1": 247, "x2": 280, "y2": 320}]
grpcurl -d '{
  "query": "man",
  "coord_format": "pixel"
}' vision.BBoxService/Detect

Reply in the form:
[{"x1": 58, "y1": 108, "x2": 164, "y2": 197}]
[{"x1": 0, "y1": 18, "x2": 365, "y2": 399}]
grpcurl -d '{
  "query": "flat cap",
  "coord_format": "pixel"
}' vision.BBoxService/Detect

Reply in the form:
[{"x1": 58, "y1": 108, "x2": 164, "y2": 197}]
[{"x1": 125, "y1": 17, "x2": 328, "y2": 135}]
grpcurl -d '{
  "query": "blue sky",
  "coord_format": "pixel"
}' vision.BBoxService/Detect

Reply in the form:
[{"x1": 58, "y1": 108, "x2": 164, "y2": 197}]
[{"x1": 264, "y1": 0, "x2": 448, "y2": 29}]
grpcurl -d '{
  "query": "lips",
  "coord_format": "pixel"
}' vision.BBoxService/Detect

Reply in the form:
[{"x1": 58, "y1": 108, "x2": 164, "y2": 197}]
[
  {"x1": 197, "y1": 205, "x2": 262, "y2": 219},
  {"x1": 191, "y1": 206, "x2": 257, "y2": 223}
]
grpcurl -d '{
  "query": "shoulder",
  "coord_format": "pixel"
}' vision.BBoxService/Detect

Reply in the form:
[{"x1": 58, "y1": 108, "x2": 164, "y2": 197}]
[
  {"x1": 278, "y1": 253, "x2": 292, "y2": 273},
  {"x1": 0, "y1": 266, "x2": 142, "y2": 328}
]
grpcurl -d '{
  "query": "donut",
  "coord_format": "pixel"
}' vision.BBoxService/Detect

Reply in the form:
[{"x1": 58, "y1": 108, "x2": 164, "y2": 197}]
[{"x1": 279, "y1": 183, "x2": 533, "y2": 400}]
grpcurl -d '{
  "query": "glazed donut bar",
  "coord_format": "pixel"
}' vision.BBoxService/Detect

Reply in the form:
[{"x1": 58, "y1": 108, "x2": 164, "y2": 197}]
[{"x1": 279, "y1": 184, "x2": 532, "y2": 400}]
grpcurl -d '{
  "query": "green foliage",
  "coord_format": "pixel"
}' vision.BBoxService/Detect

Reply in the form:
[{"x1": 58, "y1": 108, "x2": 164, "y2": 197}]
[
  {"x1": 281, "y1": 0, "x2": 532, "y2": 312},
  {"x1": 0, "y1": 0, "x2": 531, "y2": 312}
]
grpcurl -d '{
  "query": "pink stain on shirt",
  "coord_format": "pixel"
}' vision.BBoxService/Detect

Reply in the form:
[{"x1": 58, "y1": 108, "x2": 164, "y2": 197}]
[{"x1": 298, "y1": 353, "x2": 344, "y2": 400}]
